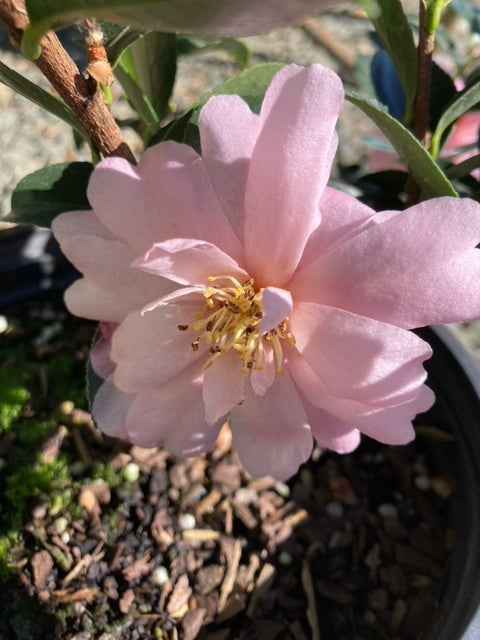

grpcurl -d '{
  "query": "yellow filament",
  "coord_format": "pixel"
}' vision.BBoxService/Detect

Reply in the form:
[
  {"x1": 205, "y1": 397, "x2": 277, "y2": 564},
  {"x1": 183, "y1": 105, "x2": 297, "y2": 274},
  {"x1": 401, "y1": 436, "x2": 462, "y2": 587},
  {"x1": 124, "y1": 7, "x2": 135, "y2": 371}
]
[{"x1": 179, "y1": 276, "x2": 294, "y2": 376}]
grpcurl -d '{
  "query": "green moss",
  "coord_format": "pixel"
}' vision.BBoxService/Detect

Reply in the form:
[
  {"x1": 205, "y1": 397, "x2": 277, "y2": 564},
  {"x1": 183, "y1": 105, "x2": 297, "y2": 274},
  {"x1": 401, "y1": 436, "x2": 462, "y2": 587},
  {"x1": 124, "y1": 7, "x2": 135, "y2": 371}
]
[
  {"x1": 4, "y1": 456, "x2": 71, "y2": 528},
  {"x1": 91, "y1": 462, "x2": 122, "y2": 488},
  {"x1": 14, "y1": 419, "x2": 53, "y2": 446},
  {"x1": 0, "y1": 533, "x2": 18, "y2": 578},
  {"x1": 0, "y1": 368, "x2": 31, "y2": 431}
]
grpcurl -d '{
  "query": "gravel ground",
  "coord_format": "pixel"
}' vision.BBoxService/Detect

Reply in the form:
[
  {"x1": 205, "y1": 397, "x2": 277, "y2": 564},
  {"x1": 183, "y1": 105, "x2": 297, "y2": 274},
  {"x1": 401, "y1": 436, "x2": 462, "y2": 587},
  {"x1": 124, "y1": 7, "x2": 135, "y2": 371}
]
[{"x1": 1, "y1": 10, "x2": 480, "y2": 360}]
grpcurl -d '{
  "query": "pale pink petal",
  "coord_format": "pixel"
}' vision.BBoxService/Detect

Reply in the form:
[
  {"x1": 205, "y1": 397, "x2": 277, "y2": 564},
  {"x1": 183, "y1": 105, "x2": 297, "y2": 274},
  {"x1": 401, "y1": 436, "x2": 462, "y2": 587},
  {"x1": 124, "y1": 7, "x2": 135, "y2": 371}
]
[
  {"x1": 298, "y1": 395, "x2": 361, "y2": 453},
  {"x1": 298, "y1": 186, "x2": 376, "y2": 268},
  {"x1": 92, "y1": 376, "x2": 134, "y2": 440},
  {"x1": 111, "y1": 304, "x2": 208, "y2": 393},
  {"x1": 292, "y1": 197, "x2": 480, "y2": 328},
  {"x1": 230, "y1": 373, "x2": 313, "y2": 479},
  {"x1": 142, "y1": 286, "x2": 205, "y2": 313},
  {"x1": 88, "y1": 142, "x2": 243, "y2": 262},
  {"x1": 288, "y1": 348, "x2": 434, "y2": 445},
  {"x1": 259, "y1": 287, "x2": 292, "y2": 333},
  {"x1": 202, "y1": 350, "x2": 246, "y2": 424},
  {"x1": 90, "y1": 324, "x2": 117, "y2": 378},
  {"x1": 61, "y1": 235, "x2": 170, "y2": 307},
  {"x1": 199, "y1": 95, "x2": 260, "y2": 241},
  {"x1": 250, "y1": 343, "x2": 275, "y2": 396},
  {"x1": 244, "y1": 64, "x2": 343, "y2": 286},
  {"x1": 64, "y1": 279, "x2": 133, "y2": 322},
  {"x1": 126, "y1": 361, "x2": 223, "y2": 457},
  {"x1": 290, "y1": 303, "x2": 432, "y2": 405},
  {"x1": 52, "y1": 210, "x2": 114, "y2": 243},
  {"x1": 149, "y1": 0, "x2": 336, "y2": 37},
  {"x1": 134, "y1": 238, "x2": 249, "y2": 286}
]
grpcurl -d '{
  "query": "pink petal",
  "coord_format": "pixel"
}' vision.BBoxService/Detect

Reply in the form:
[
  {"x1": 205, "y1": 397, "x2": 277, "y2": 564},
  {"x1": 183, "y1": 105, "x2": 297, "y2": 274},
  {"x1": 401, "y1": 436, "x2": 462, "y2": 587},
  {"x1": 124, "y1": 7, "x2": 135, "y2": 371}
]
[
  {"x1": 259, "y1": 287, "x2": 292, "y2": 333},
  {"x1": 134, "y1": 238, "x2": 249, "y2": 286},
  {"x1": 288, "y1": 348, "x2": 434, "y2": 445},
  {"x1": 202, "y1": 350, "x2": 246, "y2": 424},
  {"x1": 90, "y1": 324, "x2": 117, "y2": 378},
  {"x1": 292, "y1": 197, "x2": 480, "y2": 328},
  {"x1": 88, "y1": 142, "x2": 243, "y2": 262},
  {"x1": 92, "y1": 376, "x2": 134, "y2": 440},
  {"x1": 250, "y1": 342, "x2": 275, "y2": 396},
  {"x1": 298, "y1": 394, "x2": 361, "y2": 453},
  {"x1": 111, "y1": 303, "x2": 207, "y2": 393},
  {"x1": 243, "y1": 64, "x2": 343, "y2": 286},
  {"x1": 297, "y1": 186, "x2": 376, "y2": 268},
  {"x1": 61, "y1": 235, "x2": 170, "y2": 307},
  {"x1": 64, "y1": 279, "x2": 134, "y2": 322},
  {"x1": 52, "y1": 210, "x2": 114, "y2": 243},
  {"x1": 126, "y1": 361, "x2": 223, "y2": 457},
  {"x1": 290, "y1": 302, "x2": 432, "y2": 405},
  {"x1": 199, "y1": 94, "x2": 260, "y2": 242},
  {"x1": 150, "y1": 0, "x2": 336, "y2": 37},
  {"x1": 230, "y1": 373, "x2": 313, "y2": 479}
]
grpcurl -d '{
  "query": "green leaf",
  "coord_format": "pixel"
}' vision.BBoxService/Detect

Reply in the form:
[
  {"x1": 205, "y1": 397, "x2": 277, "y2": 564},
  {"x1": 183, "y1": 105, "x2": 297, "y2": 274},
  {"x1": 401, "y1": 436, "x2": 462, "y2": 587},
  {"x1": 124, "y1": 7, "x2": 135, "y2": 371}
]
[
  {"x1": 346, "y1": 92, "x2": 457, "y2": 197},
  {"x1": 0, "y1": 60, "x2": 92, "y2": 149},
  {"x1": 101, "y1": 22, "x2": 149, "y2": 69},
  {"x1": 367, "y1": 0, "x2": 418, "y2": 122},
  {"x1": 444, "y1": 153, "x2": 480, "y2": 180},
  {"x1": 22, "y1": 0, "x2": 323, "y2": 58},
  {"x1": 158, "y1": 62, "x2": 284, "y2": 144},
  {"x1": 9, "y1": 162, "x2": 93, "y2": 227},
  {"x1": 430, "y1": 80, "x2": 480, "y2": 159},
  {"x1": 117, "y1": 31, "x2": 177, "y2": 130},
  {"x1": 177, "y1": 36, "x2": 250, "y2": 67},
  {"x1": 424, "y1": 0, "x2": 453, "y2": 33}
]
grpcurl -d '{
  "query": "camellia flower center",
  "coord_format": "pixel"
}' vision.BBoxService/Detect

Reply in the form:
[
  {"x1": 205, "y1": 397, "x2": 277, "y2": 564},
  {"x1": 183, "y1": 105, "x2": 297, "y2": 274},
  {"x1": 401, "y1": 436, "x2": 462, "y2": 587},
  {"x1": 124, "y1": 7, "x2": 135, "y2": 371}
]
[{"x1": 178, "y1": 275, "x2": 295, "y2": 375}]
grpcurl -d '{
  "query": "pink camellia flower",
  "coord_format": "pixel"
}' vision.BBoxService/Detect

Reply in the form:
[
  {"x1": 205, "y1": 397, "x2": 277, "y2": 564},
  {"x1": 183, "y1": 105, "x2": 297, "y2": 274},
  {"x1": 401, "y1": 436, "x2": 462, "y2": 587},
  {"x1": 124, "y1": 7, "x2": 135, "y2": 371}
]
[{"x1": 52, "y1": 64, "x2": 480, "y2": 480}]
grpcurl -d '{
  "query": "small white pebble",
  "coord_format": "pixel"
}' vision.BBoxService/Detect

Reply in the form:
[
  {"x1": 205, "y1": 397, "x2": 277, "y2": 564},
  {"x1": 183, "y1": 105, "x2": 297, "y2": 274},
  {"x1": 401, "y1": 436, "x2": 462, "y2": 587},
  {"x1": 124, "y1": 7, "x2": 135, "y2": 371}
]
[
  {"x1": 151, "y1": 566, "x2": 170, "y2": 586},
  {"x1": 414, "y1": 475, "x2": 431, "y2": 491},
  {"x1": 278, "y1": 551, "x2": 293, "y2": 566},
  {"x1": 274, "y1": 481, "x2": 290, "y2": 498},
  {"x1": 53, "y1": 516, "x2": 69, "y2": 534},
  {"x1": 178, "y1": 513, "x2": 196, "y2": 530},
  {"x1": 123, "y1": 462, "x2": 140, "y2": 483},
  {"x1": 61, "y1": 531, "x2": 71, "y2": 544},
  {"x1": 378, "y1": 503, "x2": 398, "y2": 519},
  {"x1": 0, "y1": 316, "x2": 8, "y2": 334},
  {"x1": 325, "y1": 501, "x2": 344, "y2": 518}
]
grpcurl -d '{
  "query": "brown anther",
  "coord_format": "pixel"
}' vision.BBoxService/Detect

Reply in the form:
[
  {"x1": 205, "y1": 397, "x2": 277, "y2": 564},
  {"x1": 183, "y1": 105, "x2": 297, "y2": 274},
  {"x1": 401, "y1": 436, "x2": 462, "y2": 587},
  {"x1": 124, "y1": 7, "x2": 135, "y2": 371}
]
[{"x1": 177, "y1": 324, "x2": 189, "y2": 331}]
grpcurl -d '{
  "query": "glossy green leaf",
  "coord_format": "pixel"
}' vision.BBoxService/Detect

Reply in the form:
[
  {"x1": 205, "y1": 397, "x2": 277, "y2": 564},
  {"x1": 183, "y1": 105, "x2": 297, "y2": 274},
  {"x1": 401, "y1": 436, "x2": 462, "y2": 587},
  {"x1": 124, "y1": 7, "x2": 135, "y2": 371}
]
[
  {"x1": 366, "y1": 0, "x2": 418, "y2": 122},
  {"x1": 346, "y1": 92, "x2": 457, "y2": 197},
  {"x1": 444, "y1": 153, "x2": 480, "y2": 180},
  {"x1": 0, "y1": 60, "x2": 92, "y2": 149},
  {"x1": 101, "y1": 22, "x2": 148, "y2": 68},
  {"x1": 430, "y1": 79, "x2": 480, "y2": 159},
  {"x1": 22, "y1": 0, "x2": 333, "y2": 59},
  {"x1": 118, "y1": 31, "x2": 177, "y2": 128},
  {"x1": 177, "y1": 36, "x2": 250, "y2": 67},
  {"x1": 9, "y1": 163, "x2": 93, "y2": 228}
]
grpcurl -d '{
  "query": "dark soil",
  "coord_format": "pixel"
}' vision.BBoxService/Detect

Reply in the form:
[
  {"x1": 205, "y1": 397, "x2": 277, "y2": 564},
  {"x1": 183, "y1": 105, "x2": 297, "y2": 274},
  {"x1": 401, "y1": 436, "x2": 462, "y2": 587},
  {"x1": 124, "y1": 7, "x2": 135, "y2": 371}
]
[{"x1": 0, "y1": 297, "x2": 455, "y2": 640}]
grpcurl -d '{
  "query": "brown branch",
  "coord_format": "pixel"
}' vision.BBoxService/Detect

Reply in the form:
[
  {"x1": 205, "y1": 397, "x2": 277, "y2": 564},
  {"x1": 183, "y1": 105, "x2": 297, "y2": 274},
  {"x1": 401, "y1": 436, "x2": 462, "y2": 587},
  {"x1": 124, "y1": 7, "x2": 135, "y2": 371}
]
[
  {"x1": 410, "y1": 0, "x2": 435, "y2": 147},
  {"x1": 0, "y1": 0, "x2": 136, "y2": 163}
]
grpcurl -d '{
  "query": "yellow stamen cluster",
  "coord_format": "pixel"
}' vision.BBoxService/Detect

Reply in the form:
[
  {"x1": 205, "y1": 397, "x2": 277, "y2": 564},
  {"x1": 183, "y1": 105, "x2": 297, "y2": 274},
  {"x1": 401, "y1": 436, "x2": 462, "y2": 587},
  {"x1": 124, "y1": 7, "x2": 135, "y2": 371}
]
[{"x1": 177, "y1": 276, "x2": 295, "y2": 374}]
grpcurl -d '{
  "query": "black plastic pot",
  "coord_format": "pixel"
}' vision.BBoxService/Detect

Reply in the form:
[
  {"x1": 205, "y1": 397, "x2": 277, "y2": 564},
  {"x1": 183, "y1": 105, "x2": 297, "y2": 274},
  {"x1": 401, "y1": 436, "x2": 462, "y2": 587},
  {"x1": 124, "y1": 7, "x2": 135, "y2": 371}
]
[
  {"x1": 0, "y1": 226, "x2": 79, "y2": 310},
  {"x1": 417, "y1": 326, "x2": 480, "y2": 640}
]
